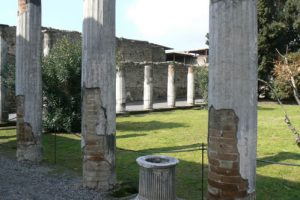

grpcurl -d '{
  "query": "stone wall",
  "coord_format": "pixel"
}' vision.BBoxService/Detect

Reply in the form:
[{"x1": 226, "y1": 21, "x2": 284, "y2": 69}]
[{"x1": 116, "y1": 38, "x2": 166, "y2": 63}]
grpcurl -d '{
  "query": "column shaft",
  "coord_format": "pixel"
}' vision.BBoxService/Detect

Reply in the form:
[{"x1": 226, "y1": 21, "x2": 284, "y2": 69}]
[
  {"x1": 187, "y1": 66, "x2": 195, "y2": 106},
  {"x1": 208, "y1": 0, "x2": 257, "y2": 199},
  {"x1": 167, "y1": 64, "x2": 176, "y2": 108},
  {"x1": 116, "y1": 67, "x2": 126, "y2": 113},
  {"x1": 42, "y1": 30, "x2": 52, "y2": 57},
  {"x1": 143, "y1": 65, "x2": 153, "y2": 110},
  {"x1": 16, "y1": 0, "x2": 42, "y2": 162},
  {"x1": 82, "y1": 0, "x2": 116, "y2": 191}
]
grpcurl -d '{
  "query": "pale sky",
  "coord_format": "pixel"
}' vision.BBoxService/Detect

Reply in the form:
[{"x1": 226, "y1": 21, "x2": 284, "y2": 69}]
[{"x1": 0, "y1": 0, "x2": 209, "y2": 51}]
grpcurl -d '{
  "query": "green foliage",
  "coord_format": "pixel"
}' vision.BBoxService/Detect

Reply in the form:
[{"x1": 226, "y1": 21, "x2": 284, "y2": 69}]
[
  {"x1": 196, "y1": 67, "x2": 208, "y2": 102},
  {"x1": 42, "y1": 37, "x2": 82, "y2": 133},
  {"x1": 258, "y1": 0, "x2": 300, "y2": 80},
  {"x1": 1, "y1": 63, "x2": 15, "y2": 92}
]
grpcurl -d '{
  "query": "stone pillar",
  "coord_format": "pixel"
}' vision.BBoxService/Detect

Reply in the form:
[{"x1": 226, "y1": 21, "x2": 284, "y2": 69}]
[
  {"x1": 208, "y1": 0, "x2": 257, "y2": 200},
  {"x1": 116, "y1": 67, "x2": 126, "y2": 113},
  {"x1": 82, "y1": 0, "x2": 116, "y2": 191},
  {"x1": 143, "y1": 65, "x2": 153, "y2": 110},
  {"x1": 187, "y1": 66, "x2": 195, "y2": 106},
  {"x1": 42, "y1": 30, "x2": 52, "y2": 57},
  {"x1": 16, "y1": 0, "x2": 42, "y2": 162},
  {"x1": 167, "y1": 64, "x2": 176, "y2": 108},
  {"x1": 0, "y1": 33, "x2": 8, "y2": 123}
]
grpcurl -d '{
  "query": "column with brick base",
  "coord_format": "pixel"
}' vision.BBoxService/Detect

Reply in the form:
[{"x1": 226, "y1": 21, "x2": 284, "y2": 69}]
[
  {"x1": 208, "y1": 0, "x2": 257, "y2": 199},
  {"x1": 187, "y1": 66, "x2": 195, "y2": 106},
  {"x1": 167, "y1": 64, "x2": 176, "y2": 108},
  {"x1": 82, "y1": 0, "x2": 116, "y2": 191},
  {"x1": 16, "y1": 0, "x2": 42, "y2": 162},
  {"x1": 0, "y1": 33, "x2": 8, "y2": 123},
  {"x1": 144, "y1": 65, "x2": 153, "y2": 110}
]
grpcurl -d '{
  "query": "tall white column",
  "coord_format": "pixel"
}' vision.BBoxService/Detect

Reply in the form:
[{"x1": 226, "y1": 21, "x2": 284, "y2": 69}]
[
  {"x1": 187, "y1": 66, "x2": 195, "y2": 106},
  {"x1": 116, "y1": 66, "x2": 126, "y2": 113},
  {"x1": 0, "y1": 33, "x2": 8, "y2": 123},
  {"x1": 16, "y1": 0, "x2": 42, "y2": 162},
  {"x1": 82, "y1": 0, "x2": 116, "y2": 191},
  {"x1": 167, "y1": 64, "x2": 176, "y2": 108},
  {"x1": 42, "y1": 30, "x2": 52, "y2": 57},
  {"x1": 208, "y1": 0, "x2": 257, "y2": 199},
  {"x1": 143, "y1": 65, "x2": 153, "y2": 110}
]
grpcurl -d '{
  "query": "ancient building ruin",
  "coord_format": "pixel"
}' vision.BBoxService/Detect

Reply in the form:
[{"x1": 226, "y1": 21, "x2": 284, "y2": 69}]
[
  {"x1": 0, "y1": 24, "x2": 208, "y2": 115},
  {"x1": 1, "y1": 0, "x2": 258, "y2": 197}
]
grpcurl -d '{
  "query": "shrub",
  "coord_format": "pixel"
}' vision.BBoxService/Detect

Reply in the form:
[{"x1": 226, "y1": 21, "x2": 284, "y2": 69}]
[
  {"x1": 42, "y1": 37, "x2": 82, "y2": 133},
  {"x1": 272, "y1": 50, "x2": 300, "y2": 102},
  {"x1": 196, "y1": 66, "x2": 208, "y2": 102}
]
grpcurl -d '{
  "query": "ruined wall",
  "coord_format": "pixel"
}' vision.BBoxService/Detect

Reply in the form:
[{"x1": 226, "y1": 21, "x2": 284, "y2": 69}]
[
  {"x1": 1, "y1": 24, "x2": 202, "y2": 113},
  {"x1": 116, "y1": 38, "x2": 166, "y2": 63}
]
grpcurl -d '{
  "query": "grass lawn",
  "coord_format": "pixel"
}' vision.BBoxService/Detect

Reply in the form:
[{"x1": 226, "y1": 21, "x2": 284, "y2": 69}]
[{"x1": 0, "y1": 103, "x2": 300, "y2": 200}]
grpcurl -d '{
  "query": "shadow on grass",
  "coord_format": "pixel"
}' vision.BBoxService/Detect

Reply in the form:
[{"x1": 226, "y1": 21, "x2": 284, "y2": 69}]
[
  {"x1": 1, "y1": 134, "x2": 299, "y2": 200},
  {"x1": 0, "y1": 135, "x2": 16, "y2": 140},
  {"x1": 257, "y1": 152, "x2": 300, "y2": 167},
  {"x1": 117, "y1": 120, "x2": 188, "y2": 132},
  {"x1": 257, "y1": 106, "x2": 276, "y2": 111},
  {"x1": 117, "y1": 133, "x2": 147, "y2": 139},
  {"x1": 119, "y1": 143, "x2": 205, "y2": 154}
]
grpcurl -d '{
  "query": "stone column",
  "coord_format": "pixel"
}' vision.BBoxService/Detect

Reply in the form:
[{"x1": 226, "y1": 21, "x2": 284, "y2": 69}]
[
  {"x1": 167, "y1": 64, "x2": 176, "y2": 108},
  {"x1": 16, "y1": 0, "x2": 42, "y2": 162},
  {"x1": 187, "y1": 66, "x2": 195, "y2": 106},
  {"x1": 42, "y1": 30, "x2": 52, "y2": 57},
  {"x1": 0, "y1": 33, "x2": 8, "y2": 123},
  {"x1": 116, "y1": 66, "x2": 126, "y2": 113},
  {"x1": 143, "y1": 65, "x2": 153, "y2": 110},
  {"x1": 82, "y1": 0, "x2": 116, "y2": 191},
  {"x1": 208, "y1": 0, "x2": 257, "y2": 200}
]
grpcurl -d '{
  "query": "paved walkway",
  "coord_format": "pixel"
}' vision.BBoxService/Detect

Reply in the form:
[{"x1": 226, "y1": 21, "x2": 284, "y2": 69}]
[
  {"x1": 124, "y1": 98, "x2": 205, "y2": 112},
  {"x1": 8, "y1": 99, "x2": 205, "y2": 121}
]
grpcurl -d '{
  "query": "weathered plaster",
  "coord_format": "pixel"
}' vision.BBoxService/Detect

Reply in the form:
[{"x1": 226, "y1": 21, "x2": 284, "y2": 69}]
[{"x1": 208, "y1": 0, "x2": 257, "y2": 198}]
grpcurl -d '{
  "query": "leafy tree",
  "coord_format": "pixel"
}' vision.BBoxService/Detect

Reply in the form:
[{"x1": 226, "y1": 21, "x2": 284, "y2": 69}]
[
  {"x1": 258, "y1": 0, "x2": 300, "y2": 81},
  {"x1": 42, "y1": 37, "x2": 82, "y2": 133},
  {"x1": 196, "y1": 67, "x2": 208, "y2": 102}
]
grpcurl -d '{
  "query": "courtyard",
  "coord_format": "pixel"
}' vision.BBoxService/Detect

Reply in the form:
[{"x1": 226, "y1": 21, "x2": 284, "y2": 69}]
[{"x1": 0, "y1": 103, "x2": 299, "y2": 200}]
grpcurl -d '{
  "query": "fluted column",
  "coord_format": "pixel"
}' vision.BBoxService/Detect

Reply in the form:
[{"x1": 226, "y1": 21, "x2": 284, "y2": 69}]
[
  {"x1": 116, "y1": 66, "x2": 126, "y2": 113},
  {"x1": 16, "y1": 0, "x2": 42, "y2": 162},
  {"x1": 0, "y1": 33, "x2": 8, "y2": 123},
  {"x1": 82, "y1": 0, "x2": 116, "y2": 191},
  {"x1": 187, "y1": 66, "x2": 195, "y2": 106},
  {"x1": 143, "y1": 65, "x2": 153, "y2": 110},
  {"x1": 208, "y1": 0, "x2": 257, "y2": 199},
  {"x1": 167, "y1": 64, "x2": 176, "y2": 108}
]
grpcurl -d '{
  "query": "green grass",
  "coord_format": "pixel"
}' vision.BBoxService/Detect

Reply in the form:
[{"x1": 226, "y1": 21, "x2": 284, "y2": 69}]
[{"x1": 0, "y1": 103, "x2": 299, "y2": 200}]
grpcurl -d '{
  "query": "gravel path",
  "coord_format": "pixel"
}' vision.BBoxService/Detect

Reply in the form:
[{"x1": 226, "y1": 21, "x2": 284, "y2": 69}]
[{"x1": 0, "y1": 156, "x2": 113, "y2": 200}]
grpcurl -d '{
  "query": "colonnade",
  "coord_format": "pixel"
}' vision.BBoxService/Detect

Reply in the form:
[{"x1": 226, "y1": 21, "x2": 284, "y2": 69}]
[{"x1": 116, "y1": 64, "x2": 197, "y2": 113}]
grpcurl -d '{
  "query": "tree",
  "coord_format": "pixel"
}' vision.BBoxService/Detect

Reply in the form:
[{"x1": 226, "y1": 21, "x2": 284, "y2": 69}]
[
  {"x1": 273, "y1": 50, "x2": 300, "y2": 104},
  {"x1": 258, "y1": 0, "x2": 300, "y2": 80},
  {"x1": 42, "y1": 37, "x2": 81, "y2": 133}
]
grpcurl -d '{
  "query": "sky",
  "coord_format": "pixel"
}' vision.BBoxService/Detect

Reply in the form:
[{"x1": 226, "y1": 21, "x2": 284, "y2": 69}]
[{"x1": 0, "y1": 0, "x2": 209, "y2": 51}]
